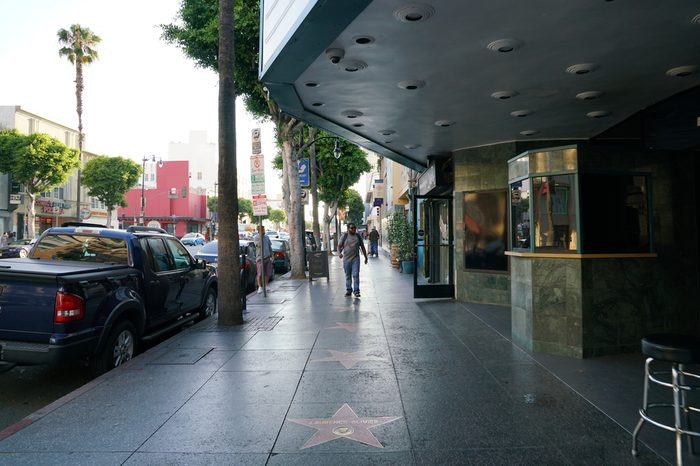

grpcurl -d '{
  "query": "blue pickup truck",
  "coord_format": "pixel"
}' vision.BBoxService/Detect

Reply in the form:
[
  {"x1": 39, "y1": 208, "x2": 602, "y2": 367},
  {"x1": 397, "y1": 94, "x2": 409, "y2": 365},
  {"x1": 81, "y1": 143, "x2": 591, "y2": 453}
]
[{"x1": 0, "y1": 224, "x2": 217, "y2": 374}]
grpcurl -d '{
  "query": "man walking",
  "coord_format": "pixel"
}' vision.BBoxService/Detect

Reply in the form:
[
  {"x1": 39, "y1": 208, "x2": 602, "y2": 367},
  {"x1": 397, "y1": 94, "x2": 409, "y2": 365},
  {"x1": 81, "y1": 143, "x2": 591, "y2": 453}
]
[
  {"x1": 338, "y1": 222, "x2": 368, "y2": 297},
  {"x1": 368, "y1": 226, "x2": 380, "y2": 257},
  {"x1": 254, "y1": 225, "x2": 273, "y2": 294}
]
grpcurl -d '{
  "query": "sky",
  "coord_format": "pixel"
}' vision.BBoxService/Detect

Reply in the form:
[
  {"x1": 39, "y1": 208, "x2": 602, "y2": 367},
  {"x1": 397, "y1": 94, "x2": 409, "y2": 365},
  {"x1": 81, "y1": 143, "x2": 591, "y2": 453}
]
[{"x1": 0, "y1": 0, "x2": 279, "y2": 197}]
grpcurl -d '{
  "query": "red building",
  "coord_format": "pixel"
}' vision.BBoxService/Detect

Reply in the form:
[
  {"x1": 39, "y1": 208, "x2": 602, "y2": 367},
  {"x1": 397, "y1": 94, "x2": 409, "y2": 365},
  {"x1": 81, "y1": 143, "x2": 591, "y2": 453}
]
[{"x1": 117, "y1": 161, "x2": 208, "y2": 238}]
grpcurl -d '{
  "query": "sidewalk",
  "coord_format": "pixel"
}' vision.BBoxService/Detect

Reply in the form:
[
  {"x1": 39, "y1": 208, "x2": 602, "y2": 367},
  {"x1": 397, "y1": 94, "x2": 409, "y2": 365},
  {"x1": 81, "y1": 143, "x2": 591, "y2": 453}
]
[{"x1": 0, "y1": 252, "x2": 675, "y2": 465}]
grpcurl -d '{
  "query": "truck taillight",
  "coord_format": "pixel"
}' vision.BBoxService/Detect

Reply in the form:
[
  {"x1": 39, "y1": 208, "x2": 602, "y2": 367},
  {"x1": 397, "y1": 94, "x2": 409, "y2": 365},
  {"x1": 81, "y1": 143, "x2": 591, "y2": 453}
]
[{"x1": 54, "y1": 292, "x2": 85, "y2": 323}]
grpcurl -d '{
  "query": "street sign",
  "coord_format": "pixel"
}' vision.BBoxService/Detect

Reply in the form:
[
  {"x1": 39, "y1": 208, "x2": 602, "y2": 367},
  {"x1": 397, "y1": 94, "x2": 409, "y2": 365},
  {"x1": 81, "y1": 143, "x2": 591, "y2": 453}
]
[
  {"x1": 298, "y1": 158, "x2": 310, "y2": 187},
  {"x1": 300, "y1": 188, "x2": 309, "y2": 205},
  {"x1": 252, "y1": 128, "x2": 261, "y2": 154},
  {"x1": 253, "y1": 194, "x2": 268, "y2": 216},
  {"x1": 250, "y1": 152, "x2": 266, "y2": 197}
]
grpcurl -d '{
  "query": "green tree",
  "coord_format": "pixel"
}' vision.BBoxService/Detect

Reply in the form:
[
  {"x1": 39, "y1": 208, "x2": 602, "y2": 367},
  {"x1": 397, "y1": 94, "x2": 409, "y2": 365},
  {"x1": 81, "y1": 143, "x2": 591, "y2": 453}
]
[
  {"x1": 267, "y1": 208, "x2": 286, "y2": 230},
  {"x1": 81, "y1": 156, "x2": 141, "y2": 228},
  {"x1": 345, "y1": 189, "x2": 364, "y2": 226},
  {"x1": 57, "y1": 24, "x2": 101, "y2": 220},
  {"x1": 238, "y1": 198, "x2": 253, "y2": 222},
  {"x1": 162, "y1": 0, "x2": 308, "y2": 280},
  {"x1": 207, "y1": 196, "x2": 218, "y2": 213},
  {"x1": 0, "y1": 130, "x2": 80, "y2": 238}
]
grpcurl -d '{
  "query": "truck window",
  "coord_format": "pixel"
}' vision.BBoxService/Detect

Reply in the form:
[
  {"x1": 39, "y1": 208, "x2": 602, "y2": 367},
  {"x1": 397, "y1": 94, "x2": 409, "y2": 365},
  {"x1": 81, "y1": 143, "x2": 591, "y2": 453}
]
[
  {"x1": 31, "y1": 234, "x2": 129, "y2": 264},
  {"x1": 165, "y1": 239, "x2": 192, "y2": 270},
  {"x1": 145, "y1": 238, "x2": 173, "y2": 272}
]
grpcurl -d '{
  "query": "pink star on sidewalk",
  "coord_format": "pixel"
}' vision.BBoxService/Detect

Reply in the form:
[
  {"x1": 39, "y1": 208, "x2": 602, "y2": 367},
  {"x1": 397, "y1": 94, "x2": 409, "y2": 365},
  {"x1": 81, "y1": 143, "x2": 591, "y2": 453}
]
[{"x1": 288, "y1": 403, "x2": 401, "y2": 449}]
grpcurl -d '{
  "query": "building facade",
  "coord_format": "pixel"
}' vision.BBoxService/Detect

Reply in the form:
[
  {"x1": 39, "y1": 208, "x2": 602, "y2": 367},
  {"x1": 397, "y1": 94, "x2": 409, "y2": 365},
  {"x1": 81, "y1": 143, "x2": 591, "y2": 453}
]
[{"x1": 259, "y1": 1, "x2": 700, "y2": 358}]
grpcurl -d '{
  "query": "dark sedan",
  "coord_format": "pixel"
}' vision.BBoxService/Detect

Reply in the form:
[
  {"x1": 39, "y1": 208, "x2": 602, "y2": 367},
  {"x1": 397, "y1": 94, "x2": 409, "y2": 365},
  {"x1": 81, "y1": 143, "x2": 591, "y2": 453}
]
[
  {"x1": 194, "y1": 240, "x2": 258, "y2": 292},
  {"x1": 271, "y1": 239, "x2": 291, "y2": 273},
  {"x1": 0, "y1": 238, "x2": 35, "y2": 259}
]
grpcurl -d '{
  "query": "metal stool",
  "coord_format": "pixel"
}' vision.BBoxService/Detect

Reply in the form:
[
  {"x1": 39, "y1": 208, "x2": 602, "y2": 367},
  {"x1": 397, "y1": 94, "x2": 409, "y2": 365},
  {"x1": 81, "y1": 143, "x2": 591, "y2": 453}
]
[{"x1": 632, "y1": 334, "x2": 700, "y2": 465}]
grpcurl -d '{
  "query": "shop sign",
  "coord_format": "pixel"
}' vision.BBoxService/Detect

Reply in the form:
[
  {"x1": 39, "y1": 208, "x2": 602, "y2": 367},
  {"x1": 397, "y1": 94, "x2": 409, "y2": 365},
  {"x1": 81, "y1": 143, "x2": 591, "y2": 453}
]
[{"x1": 9, "y1": 194, "x2": 21, "y2": 204}]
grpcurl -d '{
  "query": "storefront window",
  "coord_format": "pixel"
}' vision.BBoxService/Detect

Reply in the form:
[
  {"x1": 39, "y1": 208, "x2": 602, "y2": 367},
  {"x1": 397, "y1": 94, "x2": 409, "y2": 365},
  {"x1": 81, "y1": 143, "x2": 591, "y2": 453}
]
[
  {"x1": 464, "y1": 190, "x2": 507, "y2": 271},
  {"x1": 532, "y1": 174, "x2": 578, "y2": 252},
  {"x1": 510, "y1": 179, "x2": 530, "y2": 250}
]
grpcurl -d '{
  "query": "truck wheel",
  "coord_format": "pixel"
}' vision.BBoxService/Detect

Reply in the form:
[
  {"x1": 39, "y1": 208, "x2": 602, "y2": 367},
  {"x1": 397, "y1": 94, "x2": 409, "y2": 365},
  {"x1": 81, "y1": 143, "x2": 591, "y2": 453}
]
[
  {"x1": 91, "y1": 320, "x2": 137, "y2": 376},
  {"x1": 199, "y1": 287, "x2": 217, "y2": 318}
]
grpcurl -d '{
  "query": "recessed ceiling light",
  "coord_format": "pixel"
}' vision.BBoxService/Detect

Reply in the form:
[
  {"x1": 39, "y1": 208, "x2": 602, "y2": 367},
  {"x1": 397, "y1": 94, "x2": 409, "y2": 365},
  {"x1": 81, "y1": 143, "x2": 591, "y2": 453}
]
[
  {"x1": 342, "y1": 60, "x2": 367, "y2": 72},
  {"x1": 354, "y1": 35, "x2": 375, "y2": 45},
  {"x1": 378, "y1": 129, "x2": 396, "y2": 136},
  {"x1": 692, "y1": 13, "x2": 700, "y2": 24},
  {"x1": 576, "y1": 91, "x2": 604, "y2": 100},
  {"x1": 510, "y1": 110, "x2": 532, "y2": 117},
  {"x1": 666, "y1": 65, "x2": 699, "y2": 77},
  {"x1": 520, "y1": 130, "x2": 539, "y2": 136},
  {"x1": 587, "y1": 110, "x2": 611, "y2": 118},
  {"x1": 393, "y1": 4, "x2": 435, "y2": 23},
  {"x1": 304, "y1": 81, "x2": 320, "y2": 87},
  {"x1": 434, "y1": 120, "x2": 455, "y2": 127},
  {"x1": 384, "y1": 141, "x2": 393, "y2": 144},
  {"x1": 341, "y1": 109, "x2": 363, "y2": 119},
  {"x1": 311, "y1": 102, "x2": 324, "y2": 107},
  {"x1": 491, "y1": 90, "x2": 518, "y2": 100},
  {"x1": 352, "y1": 123, "x2": 364, "y2": 128},
  {"x1": 404, "y1": 144, "x2": 421, "y2": 149},
  {"x1": 566, "y1": 63, "x2": 599, "y2": 75},
  {"x1": 398, "y1": 80, "x2": 426, "y2": 90},
  {"x1": 487, "y1": 39, "x2": 524, "y2": 53}
]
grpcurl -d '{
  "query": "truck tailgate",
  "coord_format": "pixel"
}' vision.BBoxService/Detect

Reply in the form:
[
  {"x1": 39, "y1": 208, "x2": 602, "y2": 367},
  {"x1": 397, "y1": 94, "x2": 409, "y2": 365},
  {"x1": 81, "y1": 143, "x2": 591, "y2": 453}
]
[{"x1": 0, "y1": 273, "x2": 57, "y2": 340}]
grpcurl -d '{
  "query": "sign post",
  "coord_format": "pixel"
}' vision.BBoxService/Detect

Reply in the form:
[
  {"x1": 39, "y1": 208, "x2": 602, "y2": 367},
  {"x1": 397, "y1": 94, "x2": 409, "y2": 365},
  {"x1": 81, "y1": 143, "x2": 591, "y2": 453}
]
[{"x1": 250, "y1": 128, "x2": 268, "y2": 297}]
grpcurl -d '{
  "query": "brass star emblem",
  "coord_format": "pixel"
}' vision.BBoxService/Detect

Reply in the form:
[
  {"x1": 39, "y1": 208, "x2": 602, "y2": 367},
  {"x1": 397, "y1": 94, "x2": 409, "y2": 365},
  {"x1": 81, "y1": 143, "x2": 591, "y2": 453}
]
[
  {"x1": 312, "y1": 350, "x2": 388, "y2": 369},
  {"x1": 288, "y1": 403, "x2": 401, "y2": 449}
]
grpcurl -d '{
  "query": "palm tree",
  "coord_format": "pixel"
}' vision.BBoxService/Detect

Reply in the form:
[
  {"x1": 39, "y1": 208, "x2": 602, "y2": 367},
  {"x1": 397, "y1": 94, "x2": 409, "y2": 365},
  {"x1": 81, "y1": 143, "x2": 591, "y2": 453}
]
[{"x1": 57, "y1": 24, "x2": 101, "y2": 221}]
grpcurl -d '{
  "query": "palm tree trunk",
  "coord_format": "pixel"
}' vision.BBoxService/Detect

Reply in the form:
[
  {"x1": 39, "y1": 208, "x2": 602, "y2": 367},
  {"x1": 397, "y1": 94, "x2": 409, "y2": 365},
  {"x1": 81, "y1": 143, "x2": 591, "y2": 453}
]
[
  {"x1": 217, "y1": 0, "x2": 242, "y2": 325},
  {"x1": 308, "y1": 127, "x2": 321, "y2": 249},
  {"x1": 75, "y1": 60, "x2": 84, "y2": 221}
]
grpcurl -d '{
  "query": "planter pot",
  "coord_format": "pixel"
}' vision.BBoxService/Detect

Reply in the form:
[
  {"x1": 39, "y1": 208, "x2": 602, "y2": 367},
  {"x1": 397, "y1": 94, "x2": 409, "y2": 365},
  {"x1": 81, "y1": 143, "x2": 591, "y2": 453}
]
[
  {"x1": 390, "y1": 244, "x2": 400, "y2": 268},
  {"x1": 400, "y1": 260, "x2": 414, "y2": 274}
]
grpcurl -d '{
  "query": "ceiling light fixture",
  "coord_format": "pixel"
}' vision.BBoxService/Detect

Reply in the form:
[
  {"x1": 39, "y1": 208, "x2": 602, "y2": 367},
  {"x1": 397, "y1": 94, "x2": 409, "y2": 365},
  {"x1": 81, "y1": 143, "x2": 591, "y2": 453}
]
[
  {"x1": 352, "y1": 123, "x2": 364, "y2": 128},
  {"x1": 576, "y1": 91, "x2": 604, "y2": 100},
  {"x1": 398, "y1": 80, "x2": 426, "y2": 90},
  {"x1": 434, "y1": 120, "x2": 455, "y2": 127},
  {"x1": 341, "y1": 110, "x2": 363, "y2": 119},
  {"x1": 333, "y1": 140, "x2": 342, "y2": 159},
  {"x1": 510, "y1": 110, "x2": 532, "y2": 117},
  {"x1": 520, "y1": 130, "x2": 539, "y2": 136},
  {"x1": 587, "y1": 110, "x2": 611, "y2": 118},
  {"x1": 304, "y1": 81, "x2": 319, "y2": 87},
  {"x1": 342, "y1": 60, "x2": 367, "y2": 72},
  {"x1": 393, "y1": 4, "x2": 435, "y2": 23},
  {"x1": 353, "y1": 35, "x2": 375, "y2": 45},
  {"x1": 566, "y1": 63, "x2": 599, "y2": 75},
  {"x1": 487, "y1": 39, "x2": 524, "y2": 53},
  {"x1": 666, "y1": 65, "x2": 698, "y2": 77},
  {"x1": 491, "y1": 90, "x2": 518, "y2": 100},
  {"x1": 311, "y1": 102, "x2": 324, "y2": 107},
  {"x1": 692, "y1": 13, "x2": 700, "y2": 24},
  {"x1": 378, "y1": 129, "x2": 396, "y2": 136},
  {"x1": 404, "y1": 144, "x2": 421, "y2": 149}
]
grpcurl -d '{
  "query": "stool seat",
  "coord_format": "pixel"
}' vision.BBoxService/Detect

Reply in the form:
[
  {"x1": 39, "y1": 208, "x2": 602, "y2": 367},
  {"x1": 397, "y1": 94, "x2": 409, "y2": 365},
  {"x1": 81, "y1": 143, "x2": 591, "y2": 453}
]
[{"x1": 641, "y1": 334, "x2": 700, "y2": 364}]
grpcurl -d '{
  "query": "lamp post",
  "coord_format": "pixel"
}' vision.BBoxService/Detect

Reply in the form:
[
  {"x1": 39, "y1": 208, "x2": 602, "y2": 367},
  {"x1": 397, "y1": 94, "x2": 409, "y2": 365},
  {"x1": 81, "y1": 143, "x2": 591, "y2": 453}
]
[{"x1": 140, "y1": 155, "x2": 163, "y2": 225}]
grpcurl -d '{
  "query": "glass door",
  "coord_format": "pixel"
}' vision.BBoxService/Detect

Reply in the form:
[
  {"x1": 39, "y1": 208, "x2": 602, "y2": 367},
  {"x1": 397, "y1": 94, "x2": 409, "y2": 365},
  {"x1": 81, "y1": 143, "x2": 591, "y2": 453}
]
[{"x1": 414, "y1": 195, "x2": 454, "y2": 298}]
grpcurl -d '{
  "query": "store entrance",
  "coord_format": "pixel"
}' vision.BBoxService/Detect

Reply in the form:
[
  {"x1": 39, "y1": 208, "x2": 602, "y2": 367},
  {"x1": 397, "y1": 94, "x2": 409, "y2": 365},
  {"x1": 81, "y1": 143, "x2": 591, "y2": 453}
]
[{"x1": 413, "y1": 195, "x2": 454, "y2": 298}]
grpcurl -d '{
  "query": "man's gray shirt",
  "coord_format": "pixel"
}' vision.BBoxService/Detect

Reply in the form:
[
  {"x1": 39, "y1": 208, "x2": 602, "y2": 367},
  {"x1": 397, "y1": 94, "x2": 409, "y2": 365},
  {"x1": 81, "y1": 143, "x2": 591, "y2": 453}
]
[{"x1": 339, "y1": 233, "x2": 363, "y2": 262}]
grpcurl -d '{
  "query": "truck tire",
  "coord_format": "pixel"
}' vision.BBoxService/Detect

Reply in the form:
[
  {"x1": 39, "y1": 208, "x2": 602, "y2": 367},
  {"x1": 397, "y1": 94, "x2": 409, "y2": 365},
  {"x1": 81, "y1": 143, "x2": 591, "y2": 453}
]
[
  {"x1": 199, "y1": 287, "x2": 217, "y2": 318},
  {"x1": 90, "y1": 320, "x2": 138, "y2": 376}
]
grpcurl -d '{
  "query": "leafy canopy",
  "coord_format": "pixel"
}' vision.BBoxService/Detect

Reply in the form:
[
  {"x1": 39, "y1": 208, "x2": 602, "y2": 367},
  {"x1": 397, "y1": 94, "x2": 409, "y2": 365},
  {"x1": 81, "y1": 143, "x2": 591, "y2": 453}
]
[
  {"x1": 57, "y1": 24, "x2": 101, "y2": 64},
  {"x1": 0, "y1": 129, "x2": 79, "y2": 194},
  {"x1": 160, "y1": 0, "x2": 268, "y2": 118},
  {"x1": 238, "y1": 198, "x2": 253, "y2": 221},
  {"x1": 81, "y1": 156, "x2": 142, "y2": 211},
  {"x1": 345, "y1": 189, "x2": 364, "y2": 226}
]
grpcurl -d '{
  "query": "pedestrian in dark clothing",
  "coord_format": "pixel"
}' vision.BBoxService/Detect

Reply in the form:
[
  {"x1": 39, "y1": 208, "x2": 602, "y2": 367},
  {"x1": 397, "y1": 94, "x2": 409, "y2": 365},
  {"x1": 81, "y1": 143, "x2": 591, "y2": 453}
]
[
  {"x1": 368, "y1": 227, "x2": 380, "y2": 257},
  {"x1": 338, "y1": 223, "x2": 368, "y2": 297}
]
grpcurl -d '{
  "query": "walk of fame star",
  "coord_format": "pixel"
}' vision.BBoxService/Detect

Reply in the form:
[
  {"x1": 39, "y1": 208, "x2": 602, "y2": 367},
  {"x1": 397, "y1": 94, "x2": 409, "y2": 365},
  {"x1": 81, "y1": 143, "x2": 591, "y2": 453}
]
[
  {"x1": 326, "y1": 322, "x2": 358, "y2": 332},
  {"x1": 312, "y1": 350, "x2": 388, "y2": 369},
  {"x1": 288, "y1": 403, "x2": 401, "y2": 449}
]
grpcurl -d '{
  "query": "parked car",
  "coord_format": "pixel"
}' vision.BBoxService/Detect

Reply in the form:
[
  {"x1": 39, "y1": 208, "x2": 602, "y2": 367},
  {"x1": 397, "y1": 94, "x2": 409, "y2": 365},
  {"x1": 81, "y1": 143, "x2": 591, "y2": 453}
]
[
  {"x1": 181, "y1": 232, "x2": 206, "y2": 246},
  {"x1": 265, "y1": 230, "x2": 279, "y2": 239},
  {"x1": 0, "y1": 224, "x2": 217, "y2": 375},
  {"x1": 0, "y1": 238, "x2": 35, "y2": 259},
  {"x1": 305, "y1": 230, "x2": 317, "y2": 251},
  {"x1": 194, "y1": 240, "x2": 258, "y2": 292},
  {"x1": 277, "y1": 231, "x2": 290, "y2": 241},
  {"x1": 270, "y1": 239, "x2": 291, "y2": 273}
]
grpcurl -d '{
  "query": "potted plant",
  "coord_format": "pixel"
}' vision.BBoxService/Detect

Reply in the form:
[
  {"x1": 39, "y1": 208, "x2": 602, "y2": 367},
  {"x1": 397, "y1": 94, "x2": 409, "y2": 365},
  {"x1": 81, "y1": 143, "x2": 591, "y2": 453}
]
[{"x1": 387, "y1": 210, "x2": 414, "y2": 273}]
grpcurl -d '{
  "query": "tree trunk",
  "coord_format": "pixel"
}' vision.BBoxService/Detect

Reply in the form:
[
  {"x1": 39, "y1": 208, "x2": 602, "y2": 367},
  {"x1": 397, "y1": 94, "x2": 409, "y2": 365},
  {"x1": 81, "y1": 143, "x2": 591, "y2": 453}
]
[
  {"x1": 217, "y1": 0, "x2": 243, "y2": 325},
  {"x1": 106, "y1": 207, "x2": 112, "y2": 228},
  {"x1": 308, "y1": 127, "x2": 321, "y2": 250},
  {"x1": 27, "y1": 192, "x2": 36, "y2": 239},
  {"x1": 281, "y1": 133, "x2": 305, "y2": 278},
  {"x1": 75, "y1": 60, "x2": 84, "y2": 221},
  {"x1": 323, "y1": 201, "x2": 338, "y2": 253}
]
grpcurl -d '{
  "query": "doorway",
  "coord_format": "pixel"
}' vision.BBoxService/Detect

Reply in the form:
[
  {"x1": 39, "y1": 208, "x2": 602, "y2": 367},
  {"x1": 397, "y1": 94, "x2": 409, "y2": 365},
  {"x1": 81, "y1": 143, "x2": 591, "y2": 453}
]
[{"x1": 413, "y1": 195, "x2": 454, "y2": 298}]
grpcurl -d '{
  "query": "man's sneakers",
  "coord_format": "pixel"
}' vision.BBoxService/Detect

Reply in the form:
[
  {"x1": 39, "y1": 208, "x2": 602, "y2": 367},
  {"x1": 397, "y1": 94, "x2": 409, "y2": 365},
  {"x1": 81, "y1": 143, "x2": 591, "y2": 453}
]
[
  {"x1": 257, "y1": 287, "x2": 263, "y2": 294},
  {"x1": 344, "y1": 291, "x2": 352, "y2": 297},
  {"x1": 354, "y1": 291, "x2": 361, "y2": 298}
]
